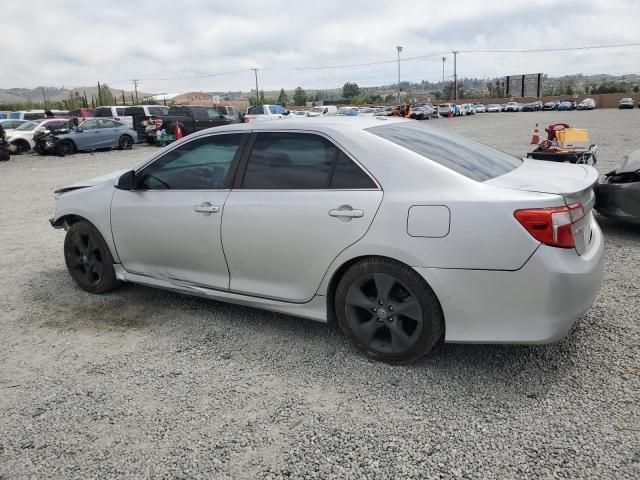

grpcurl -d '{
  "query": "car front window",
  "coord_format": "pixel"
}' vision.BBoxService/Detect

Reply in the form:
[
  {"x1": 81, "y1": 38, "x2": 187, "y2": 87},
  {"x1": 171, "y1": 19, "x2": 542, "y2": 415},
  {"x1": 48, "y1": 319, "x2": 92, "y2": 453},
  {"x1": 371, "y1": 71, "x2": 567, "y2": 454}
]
[
  {"x1": 15, "y1": 121, "x2": 37, "y2": 131},
  {"x1": 138, "y1": 134, "x2": 245, "y2": 190}
]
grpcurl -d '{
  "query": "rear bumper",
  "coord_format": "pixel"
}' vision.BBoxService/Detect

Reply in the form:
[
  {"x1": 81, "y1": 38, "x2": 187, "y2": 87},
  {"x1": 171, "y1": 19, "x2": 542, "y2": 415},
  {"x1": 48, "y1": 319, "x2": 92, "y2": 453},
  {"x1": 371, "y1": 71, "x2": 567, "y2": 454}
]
[{"x1": 415, "y1": 217, "x2": 604, "y2": 343}]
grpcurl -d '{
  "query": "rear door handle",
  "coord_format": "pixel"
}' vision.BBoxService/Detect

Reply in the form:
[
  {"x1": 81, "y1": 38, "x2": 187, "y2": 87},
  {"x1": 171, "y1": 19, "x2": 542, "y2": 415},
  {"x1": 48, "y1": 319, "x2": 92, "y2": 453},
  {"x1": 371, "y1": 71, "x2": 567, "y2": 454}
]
[
  {"x1": 329, "y1": 207, "x2": 364, "y2": 218},
  {"x1": 194, "y1": 203, "x2": 220, "y2": 216}
]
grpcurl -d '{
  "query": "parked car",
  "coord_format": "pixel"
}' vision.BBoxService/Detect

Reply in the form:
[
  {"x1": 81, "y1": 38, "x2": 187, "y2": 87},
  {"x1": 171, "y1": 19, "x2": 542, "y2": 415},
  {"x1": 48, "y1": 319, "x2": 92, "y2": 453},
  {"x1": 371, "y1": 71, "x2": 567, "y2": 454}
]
[
  {"x1": 94, "y1": 106, "x2": 130, "y2": 126},
  {"x1": 374, "y1": 106, "x2": 394, "y2": 116},
  {"x1": 5, "y1": 118, "x2": 71, "y2": 153},
  {"x1": 123, "y1": 105, "x2": 170, "y2": 142},
  {"x1": 306, "y1": 105, "x2": 338, "y2": 117},
  {"x1": 409, "y1": 106, "x2": 431, "y2": 120},
  {"x1": 618, "y1": 98, "x2": 635, "y2": 109},
  {"x1": 357, "y1": 107, "x2": 377, "y2": 117},
  {"x1": 486, "y1": 104, "x2": 502, "y2": 113},
  {"x1": 38, "y1": 118, "x2": 138, "y2": 156},
  {"x1": 157, "y1": 105, "x2": 239, "y2": 135},
  {"x1": 473, "y1": 103, "x2": 487, "y2": 113},
  {"x1": 558, "y1": 101, "x2": 575, "y2": 111},
  {"x1": 543, "y1": 101, "x2": 560, "y2": 111},
  {"x1": 577, "y1": 98, "x2": 596, "y2": 110},
  {"x1": 0, "y1": 119, "x2": 28, "y2": 131},
  {"x1": 594, "y1": 150, "x2": 640, "y2": 224},
  {"x1": 9, "y1": 110, "x2": 67, "y2": 121},
  {"x1": 244, "y1": 104, "x2": 289, "y2": 122},
  {"x1": 289, "y1": 110, "x2": 307, "y2": 118},
  {"x1": 337, "y1": 107, "x2": 359, "y2": 116},
  {"x1": 437, "y1": 103, "x2": 455, "y2": 116},
  {"x1": 51, "y1": 117, "x2": 603, "y2": 363},
  {"x1": 504, "y1": 102, "x2": 521, "y2": 112},
  {"x1": 522, "y1": 101, "x2": 543, "y2": 112},
  {"x1": 215, "y1": 105, "x2": 241, "y2": 121}
]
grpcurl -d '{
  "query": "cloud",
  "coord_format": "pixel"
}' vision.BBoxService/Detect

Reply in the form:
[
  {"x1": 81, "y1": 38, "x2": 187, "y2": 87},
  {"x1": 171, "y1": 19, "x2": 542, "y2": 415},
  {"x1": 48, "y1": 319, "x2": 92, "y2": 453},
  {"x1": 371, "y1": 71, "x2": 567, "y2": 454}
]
[{"x1": 1, "y1": 0, "x2": 639, "y2": 93}]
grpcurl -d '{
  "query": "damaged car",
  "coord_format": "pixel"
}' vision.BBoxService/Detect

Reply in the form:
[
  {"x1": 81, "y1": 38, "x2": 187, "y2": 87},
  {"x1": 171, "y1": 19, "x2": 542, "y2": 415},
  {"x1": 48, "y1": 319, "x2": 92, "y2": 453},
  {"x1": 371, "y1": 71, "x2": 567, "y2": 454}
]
[{"x1": 595, "y1": 150, "x2": 640, "y2": 224}]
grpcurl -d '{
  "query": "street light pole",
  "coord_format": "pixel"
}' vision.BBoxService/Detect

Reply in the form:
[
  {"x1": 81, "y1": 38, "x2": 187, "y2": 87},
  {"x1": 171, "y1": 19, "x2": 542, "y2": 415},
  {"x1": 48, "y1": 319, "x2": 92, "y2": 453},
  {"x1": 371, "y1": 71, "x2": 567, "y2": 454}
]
[
  {"x1": 251, "y1": 68, "x2": 260, "y2": 104},
  {"x1": 441, "y1": 56, "x2": 446, "y2": 96},
  {"x1": 452, "y1": 51, "x2": 458, "y2": 101},
  {"x1": 396, "y1": 46, "x2": 403, "y2": 103}
]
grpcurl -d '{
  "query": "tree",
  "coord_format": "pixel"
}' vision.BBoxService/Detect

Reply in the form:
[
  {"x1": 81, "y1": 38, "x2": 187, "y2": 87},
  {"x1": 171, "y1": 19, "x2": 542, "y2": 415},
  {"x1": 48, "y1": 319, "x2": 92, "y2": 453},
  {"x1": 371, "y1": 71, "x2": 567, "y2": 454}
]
[
  {"x1": 565, "y1": 85, "x2": 574, "y2": 96},
  {"x1": 293, "y1": 87, "x2": 307, "y2": 106},
  {"x1": 634, "y1": 85, "x2": 639, "y2": 94},
  {"x1": 277, "y1": 88, "x2": 289, "y2": 106},
  {"x1": 384, "y1": 94, "x2": 395, "y2": 103},
  {"x1": 342, "y1": 82, "x2": 360, "y2": 99}
]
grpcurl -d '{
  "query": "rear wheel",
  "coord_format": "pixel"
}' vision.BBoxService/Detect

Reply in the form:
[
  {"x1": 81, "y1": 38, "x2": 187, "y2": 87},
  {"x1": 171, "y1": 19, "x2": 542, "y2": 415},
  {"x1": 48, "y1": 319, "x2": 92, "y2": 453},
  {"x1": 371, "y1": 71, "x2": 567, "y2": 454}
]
[
  {"x1": 118, "y1": 135, "x2": 133, "y2": 150},
  {"x1": 335, "y1": 257, "x2": 444, "y2": 363},
  {"x1": 64, "y1": 221, "x2": 121, "y2": 294},
  {"x1": 55, "y1": 140, "x2": 75, "y2": 157}
]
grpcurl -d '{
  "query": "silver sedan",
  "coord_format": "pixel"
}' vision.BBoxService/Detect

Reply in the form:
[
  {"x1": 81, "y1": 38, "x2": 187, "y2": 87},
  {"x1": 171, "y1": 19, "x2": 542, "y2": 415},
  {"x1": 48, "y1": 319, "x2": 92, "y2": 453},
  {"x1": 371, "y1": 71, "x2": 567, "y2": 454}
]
[{"x1": 51, "y1": 117, "x2": 604, "y2": 363}]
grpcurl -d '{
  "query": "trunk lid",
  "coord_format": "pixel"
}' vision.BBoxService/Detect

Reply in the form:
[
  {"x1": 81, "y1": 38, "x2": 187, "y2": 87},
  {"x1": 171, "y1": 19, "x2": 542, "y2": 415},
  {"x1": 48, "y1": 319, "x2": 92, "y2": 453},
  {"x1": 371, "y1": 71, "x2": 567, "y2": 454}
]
[{"x1": 486, "y1": 158, "x2": 598, "y2": 255}]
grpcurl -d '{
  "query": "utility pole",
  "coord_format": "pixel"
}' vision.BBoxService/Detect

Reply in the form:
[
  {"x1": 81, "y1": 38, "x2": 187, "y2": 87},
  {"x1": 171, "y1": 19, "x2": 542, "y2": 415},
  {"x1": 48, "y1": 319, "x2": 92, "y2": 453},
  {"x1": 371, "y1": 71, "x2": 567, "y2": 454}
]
[
  {"x1": 453, "y1": 51, "x2": 458, "y2": 101},
  {"x1": 41, "y1": 87, "x2": 47, "y2": 109},
  {"x1": 441, "y1": 56, "x2": 447, "y2": 95},
  {"x1": 396, "y1": 46, "x2": 403, "y2": 103},
  {"x1": 251, "y1": 68, "x2": 260, "y2": 104},
  {"x1": 132, "y1": 79, "x2": 139, "y2": 104}
]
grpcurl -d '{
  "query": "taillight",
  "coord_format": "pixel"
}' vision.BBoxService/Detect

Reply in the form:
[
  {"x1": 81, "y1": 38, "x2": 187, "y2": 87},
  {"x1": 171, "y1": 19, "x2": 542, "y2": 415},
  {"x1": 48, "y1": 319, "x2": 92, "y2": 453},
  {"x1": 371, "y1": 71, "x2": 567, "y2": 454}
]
[{"x1": 514, "y1": 203, "x2": 585, "y2": 248}]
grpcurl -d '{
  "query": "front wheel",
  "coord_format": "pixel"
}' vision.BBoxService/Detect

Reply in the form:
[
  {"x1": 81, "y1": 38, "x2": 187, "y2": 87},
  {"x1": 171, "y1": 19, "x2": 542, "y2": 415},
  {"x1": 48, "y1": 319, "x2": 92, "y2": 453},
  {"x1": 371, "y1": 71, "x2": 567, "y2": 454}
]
[
  {"x1": 55, "y1": 140, "x2": 75, "y2": 157},
  {"x1": 335, "y1": 257, "x2": 444, "y2": 363},
  {"x1": 118, "y1": 135, "x2": 133, "y2": 150},
  {"x1": 64, "y1": 221, "x2": 121, "y2": 294}
]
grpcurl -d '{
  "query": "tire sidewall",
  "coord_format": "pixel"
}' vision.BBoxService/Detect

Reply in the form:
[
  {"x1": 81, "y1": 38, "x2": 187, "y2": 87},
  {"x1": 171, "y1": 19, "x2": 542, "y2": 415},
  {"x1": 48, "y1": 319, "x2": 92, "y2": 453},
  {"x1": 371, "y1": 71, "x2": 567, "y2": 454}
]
[
  {"x1": 64, "y1": 221, "x2": 120, "y2": 294},
  {"x1": 119, "y1": 135, "x2": 133, "y2": 150},
  {"x1": 335, "y1": 258, "x2": 444, "y2": 363}
]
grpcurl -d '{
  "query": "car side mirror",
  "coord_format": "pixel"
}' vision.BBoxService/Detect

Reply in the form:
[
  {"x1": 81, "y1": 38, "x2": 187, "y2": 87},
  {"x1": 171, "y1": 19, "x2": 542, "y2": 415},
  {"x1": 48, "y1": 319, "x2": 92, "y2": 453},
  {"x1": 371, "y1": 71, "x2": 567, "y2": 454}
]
[{"x1": 115, "y1": 170, "x2": 136, "y2": 190}]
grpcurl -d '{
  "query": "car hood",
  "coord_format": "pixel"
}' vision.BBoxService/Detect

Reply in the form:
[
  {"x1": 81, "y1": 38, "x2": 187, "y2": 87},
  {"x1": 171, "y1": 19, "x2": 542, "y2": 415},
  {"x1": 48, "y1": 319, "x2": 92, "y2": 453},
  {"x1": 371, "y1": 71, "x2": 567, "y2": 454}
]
[
  {"x1": 486, "y1": 158, "x2": 598, "y2": 197},
  {"x1": 55, "y1": 169, "x2": 128, "y2": 194}
]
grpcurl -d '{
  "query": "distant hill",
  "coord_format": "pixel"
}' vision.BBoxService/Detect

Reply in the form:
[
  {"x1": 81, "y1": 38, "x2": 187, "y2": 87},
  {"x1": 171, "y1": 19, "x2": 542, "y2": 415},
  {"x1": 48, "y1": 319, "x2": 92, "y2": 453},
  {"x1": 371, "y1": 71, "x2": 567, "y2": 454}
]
[{"x1": 0, "y1": 86, "x2": 151, "y2": 107}]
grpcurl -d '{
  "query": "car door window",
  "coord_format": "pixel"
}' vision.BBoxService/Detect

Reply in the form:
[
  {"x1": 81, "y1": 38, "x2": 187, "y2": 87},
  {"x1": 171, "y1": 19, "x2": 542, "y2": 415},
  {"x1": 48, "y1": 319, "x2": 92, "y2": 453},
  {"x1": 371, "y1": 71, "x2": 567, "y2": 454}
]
[
  {"x1": 80, "y1": 119, "x2": 98, "y2": 130},
  {"x1": 330, "y1": 151, "x2": 377, "y2": 189},
  {"x1": 206, "y1": 108, "x2": 222, "y2": 119},
  {"x1": 138, "y1": 134, "x2": 245, "y2": 190},
  {"x1": 97, "y1": 119, "x2": 118, "y2": 128},
  {"x1": 242, "y1": 133, "x2": 339, "y2": 189}
]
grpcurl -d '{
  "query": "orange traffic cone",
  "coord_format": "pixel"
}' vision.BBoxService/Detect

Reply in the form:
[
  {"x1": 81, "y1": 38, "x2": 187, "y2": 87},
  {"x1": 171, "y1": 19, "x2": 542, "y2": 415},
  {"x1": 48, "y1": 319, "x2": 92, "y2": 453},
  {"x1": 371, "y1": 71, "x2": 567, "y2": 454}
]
[
  {"x1": 173, "y1": 122, "x2": 183, "y2": 140},
  {"x1": 530, "y1": 123, "x2": 540, "y2": 144}
]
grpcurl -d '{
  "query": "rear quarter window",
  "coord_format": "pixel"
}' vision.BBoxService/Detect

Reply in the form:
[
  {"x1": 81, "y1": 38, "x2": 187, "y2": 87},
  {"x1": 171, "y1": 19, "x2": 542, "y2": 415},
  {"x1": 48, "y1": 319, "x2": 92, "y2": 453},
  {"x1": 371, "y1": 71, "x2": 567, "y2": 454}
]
[{"x1": 367, "y1": 122, "x2": 522, "y2": 182}]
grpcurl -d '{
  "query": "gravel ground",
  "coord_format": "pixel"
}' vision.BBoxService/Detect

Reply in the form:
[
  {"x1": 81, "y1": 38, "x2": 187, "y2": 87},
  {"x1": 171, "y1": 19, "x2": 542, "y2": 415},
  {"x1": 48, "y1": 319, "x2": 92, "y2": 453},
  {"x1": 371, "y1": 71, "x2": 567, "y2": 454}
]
[{"x1": 1, "y1": 110, "x2": 639, "y2": 479}]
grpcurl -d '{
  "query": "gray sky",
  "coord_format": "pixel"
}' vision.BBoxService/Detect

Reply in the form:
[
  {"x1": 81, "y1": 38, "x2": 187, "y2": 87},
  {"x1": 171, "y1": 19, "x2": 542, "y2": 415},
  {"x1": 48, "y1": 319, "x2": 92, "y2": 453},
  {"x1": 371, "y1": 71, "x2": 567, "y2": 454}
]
[{"x1": 2, "y1": 0, "x2": 639, "y2": 93}]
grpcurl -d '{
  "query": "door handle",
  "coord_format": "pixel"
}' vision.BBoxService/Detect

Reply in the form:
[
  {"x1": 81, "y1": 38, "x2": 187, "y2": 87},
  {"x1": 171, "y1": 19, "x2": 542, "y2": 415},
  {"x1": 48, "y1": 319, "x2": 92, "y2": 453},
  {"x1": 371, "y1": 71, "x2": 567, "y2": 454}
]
[
  {"x1": 329, "y1": 207, "x2": 364, "y2": 218},
  {"x1": 194, "y1": 203, "x2": 220, "y2": 215}
]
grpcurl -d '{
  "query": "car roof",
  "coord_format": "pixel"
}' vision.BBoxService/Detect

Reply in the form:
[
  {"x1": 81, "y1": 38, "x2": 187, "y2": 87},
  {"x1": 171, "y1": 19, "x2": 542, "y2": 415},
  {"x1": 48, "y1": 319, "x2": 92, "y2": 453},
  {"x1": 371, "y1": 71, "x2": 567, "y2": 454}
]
[{"x1": 194, "y1": 116, "x2": 410, "y2": 137}]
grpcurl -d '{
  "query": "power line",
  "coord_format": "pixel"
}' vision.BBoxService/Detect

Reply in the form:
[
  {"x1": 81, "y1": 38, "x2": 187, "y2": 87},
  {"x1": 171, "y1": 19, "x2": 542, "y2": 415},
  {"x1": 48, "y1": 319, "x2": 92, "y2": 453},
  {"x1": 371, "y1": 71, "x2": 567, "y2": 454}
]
[
  {"x1": 459, "y1": 42, "x2": 640, "y2": 54},
  {"x1": 292, "y1": 52, "x2": 449, "y2": 71}
]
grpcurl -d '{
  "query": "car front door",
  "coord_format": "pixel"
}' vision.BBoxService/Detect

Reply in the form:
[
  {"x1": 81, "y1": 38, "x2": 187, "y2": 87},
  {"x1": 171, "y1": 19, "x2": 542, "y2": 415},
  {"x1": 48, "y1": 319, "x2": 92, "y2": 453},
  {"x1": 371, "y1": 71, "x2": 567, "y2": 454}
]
[
  {"x1": 110, "y1": 133, "x2": 247, "y2": 289},
  {"x1": 76, "y1": 119, "x2": 102, "y2": 150},
  {"x1": 222, "y1": 131, "x2": 383, "y2": 302}
]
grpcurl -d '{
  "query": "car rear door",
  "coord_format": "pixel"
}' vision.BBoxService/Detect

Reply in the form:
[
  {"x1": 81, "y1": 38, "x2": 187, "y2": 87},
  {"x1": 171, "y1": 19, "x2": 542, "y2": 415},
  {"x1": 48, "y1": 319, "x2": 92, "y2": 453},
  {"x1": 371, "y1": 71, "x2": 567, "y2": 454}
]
[
  {"x1": 111, "y1": 133, "x2": 247, "y2": 289},
  {"x1": 221, "y1": 131, "x2": 383, "y2": 302},
  {"x1": 76, "y1": 119, "x2": 101, "y2": 150}
]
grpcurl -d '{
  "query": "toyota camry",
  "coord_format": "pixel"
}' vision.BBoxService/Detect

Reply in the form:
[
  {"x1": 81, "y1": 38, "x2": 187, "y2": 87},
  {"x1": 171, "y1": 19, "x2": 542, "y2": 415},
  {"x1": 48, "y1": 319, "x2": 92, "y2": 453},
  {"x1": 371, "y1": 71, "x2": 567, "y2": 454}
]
[{"x1": 51, "y1": 117, "x2": 604, "y2": 363}]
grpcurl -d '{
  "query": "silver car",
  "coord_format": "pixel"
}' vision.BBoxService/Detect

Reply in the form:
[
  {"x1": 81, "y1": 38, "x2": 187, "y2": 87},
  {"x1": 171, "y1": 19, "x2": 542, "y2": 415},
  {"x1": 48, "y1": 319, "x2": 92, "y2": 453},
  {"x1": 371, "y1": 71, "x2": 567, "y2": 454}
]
[{"x1": 51, "y1": 118, "x2": 604, "y2": 363}]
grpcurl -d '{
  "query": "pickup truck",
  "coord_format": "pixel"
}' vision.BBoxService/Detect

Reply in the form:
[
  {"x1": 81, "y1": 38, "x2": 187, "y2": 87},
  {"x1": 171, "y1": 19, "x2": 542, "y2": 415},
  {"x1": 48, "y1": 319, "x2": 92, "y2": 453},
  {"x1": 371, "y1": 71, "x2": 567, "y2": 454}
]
[
  {"x1": 244, "y1": 104, "x2": 289, "y2": 122},
  {"x1": 155, "y1": 105, "x2": 239, "y2": 136}
]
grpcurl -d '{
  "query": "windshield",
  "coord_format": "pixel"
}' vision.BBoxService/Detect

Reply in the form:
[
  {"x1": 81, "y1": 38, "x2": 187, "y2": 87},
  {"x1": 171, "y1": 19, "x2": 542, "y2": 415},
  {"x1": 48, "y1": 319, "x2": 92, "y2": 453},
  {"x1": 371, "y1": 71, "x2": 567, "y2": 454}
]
[
  {"x1": 367, "y1": 122, "x2": 522, "y2": 182},
  {"x1": 148, "y1": 106, "x2": 169, "y2": 116},
  {"x1": 15, "y1": 121, "x2": 38, "y2": 131}
]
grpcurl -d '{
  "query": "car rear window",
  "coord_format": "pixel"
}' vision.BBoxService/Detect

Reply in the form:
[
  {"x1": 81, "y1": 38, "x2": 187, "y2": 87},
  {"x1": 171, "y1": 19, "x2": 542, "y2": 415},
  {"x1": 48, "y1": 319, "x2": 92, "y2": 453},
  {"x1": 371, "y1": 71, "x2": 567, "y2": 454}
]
[{"x1": 367, "y1": 122, "x2": 522, "y2": 182}]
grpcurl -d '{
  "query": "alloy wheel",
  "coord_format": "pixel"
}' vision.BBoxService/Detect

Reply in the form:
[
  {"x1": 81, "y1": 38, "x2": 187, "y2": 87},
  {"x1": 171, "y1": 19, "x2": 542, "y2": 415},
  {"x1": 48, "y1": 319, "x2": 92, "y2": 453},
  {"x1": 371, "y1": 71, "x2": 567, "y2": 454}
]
[
  {"x1": 66, "y1": 231, "x2": 104, "y2": 287},
  {"x1": 344, "y1": 273, "x2": 424, "y2": 354}
]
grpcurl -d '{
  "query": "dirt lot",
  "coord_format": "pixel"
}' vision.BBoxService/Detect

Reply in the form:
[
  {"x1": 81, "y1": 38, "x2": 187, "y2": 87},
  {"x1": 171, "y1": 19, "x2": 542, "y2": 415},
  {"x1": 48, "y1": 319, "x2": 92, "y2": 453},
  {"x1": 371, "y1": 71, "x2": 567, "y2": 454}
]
[{"x1": 1, "y1": 110, "x2": 639, "y2": 479}]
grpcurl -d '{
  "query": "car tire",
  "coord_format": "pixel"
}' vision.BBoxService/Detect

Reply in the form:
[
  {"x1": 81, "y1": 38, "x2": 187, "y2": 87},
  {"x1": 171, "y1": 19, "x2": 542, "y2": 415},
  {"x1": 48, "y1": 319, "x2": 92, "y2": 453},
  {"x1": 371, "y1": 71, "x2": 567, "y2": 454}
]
[
  {"x1": 64, "y1": 221, "x2": 122, "y2": 294},
  {"x1": 55, "y1": 140, "x2": 75, "y2": 157},
  {"x1": 11, "y1": 139, "x2": 30, "y2": 154},
  {"x1": 118, "y1": 135, "x2": 133, "y2": 150},
  {"x1": 335, "y1": 257, "x2": 444, "y2": 363}
]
